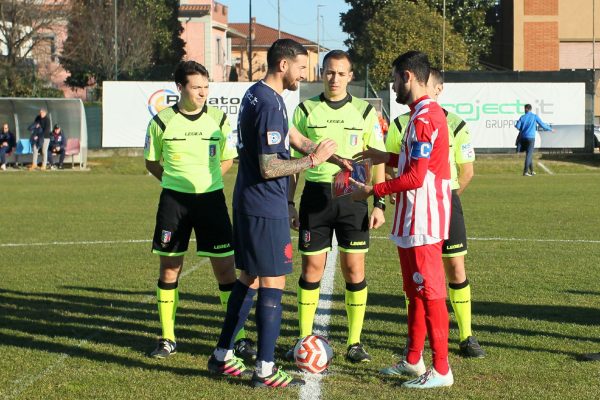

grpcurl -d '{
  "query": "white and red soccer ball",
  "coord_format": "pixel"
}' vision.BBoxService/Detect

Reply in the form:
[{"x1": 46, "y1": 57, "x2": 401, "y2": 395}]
[{"x1": 293, "y1": 335, "x2": 333, "y2": 374}]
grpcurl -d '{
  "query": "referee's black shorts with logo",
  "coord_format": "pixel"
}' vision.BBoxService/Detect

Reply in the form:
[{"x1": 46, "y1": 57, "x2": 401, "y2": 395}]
[
  {"x1": 298, "y1": 181, "x2": 369, "y2": 255},
  {"x1": 442, "y1": 190, "x2": 468, "y2": 257},
  {"x1": 152, "y1": 188, "x2": 233, "y2": 257}
]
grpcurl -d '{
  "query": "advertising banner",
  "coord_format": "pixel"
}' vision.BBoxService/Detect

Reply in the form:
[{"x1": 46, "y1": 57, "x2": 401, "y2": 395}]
[
  {"x1": 103, "y1": 81, "x2": 300, "y2": 148},
  {"x1": 389, "y1": 82, "x2": 586, "y2": 148}
]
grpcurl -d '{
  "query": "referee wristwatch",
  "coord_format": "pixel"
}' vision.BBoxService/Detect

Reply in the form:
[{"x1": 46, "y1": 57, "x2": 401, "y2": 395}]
[{"x1": 373, "y1": 196, "x2": 386, "y2": 211}]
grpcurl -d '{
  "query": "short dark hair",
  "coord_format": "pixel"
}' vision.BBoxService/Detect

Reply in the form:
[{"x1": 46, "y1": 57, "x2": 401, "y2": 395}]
[
  {"x1": 429, "y1": 67, "x2": 443, "y2": 85},
  {"x1": 525, "y1": 104, "x2": 532, "y2": 111},
  {"x1": 174, "y1": 61, "x2": 209, "y2": 86},
  {"x1": 391, "y1": 51, "x2": 430, "y2": 84},
  {"x1": 267, "y1": 39, "x2": 308, "y2": 72},
  {"x1": 322, "y1": 50, "x2": 353, "y2": 71}
]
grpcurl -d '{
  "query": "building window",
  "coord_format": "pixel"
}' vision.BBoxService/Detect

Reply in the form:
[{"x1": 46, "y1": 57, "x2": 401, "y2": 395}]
[{"x1": 216, "y1": 37, "x2": 223, "y2": 65}]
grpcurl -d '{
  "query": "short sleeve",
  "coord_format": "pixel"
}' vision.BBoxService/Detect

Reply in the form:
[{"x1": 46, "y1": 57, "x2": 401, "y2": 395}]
[
  {"x1": 453, "y1": 123, "x2": 476, "y2": 164},
  {"x1": 144, "y1": 118, "x2": 163, "y2": 161},
  {"x1": 385, "y1": 118, "x2": 403, "y2": 154},
  {"x1": 291, "y1": 105, "x2": 309, "y2": 158},
  {"x1": 219, "y1": 115, "x2": 238, "y2": 161},
  {"x1": 257, "y1": 105, "x2": 288, "y2": 155},
  {"x1": 363, "y1": 108, "x2": 386, "y2": 152}
]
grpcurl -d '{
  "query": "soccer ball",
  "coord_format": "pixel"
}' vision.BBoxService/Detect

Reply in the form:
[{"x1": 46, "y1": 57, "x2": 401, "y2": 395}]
[{"x1": 293, "y1": 335, "x2": 333, "y2": 374}]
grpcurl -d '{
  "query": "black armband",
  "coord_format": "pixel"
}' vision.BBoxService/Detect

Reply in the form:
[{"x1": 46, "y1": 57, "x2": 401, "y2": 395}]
[{"x1": 373, "y1": 196, "x2": 386, "y2": 211}]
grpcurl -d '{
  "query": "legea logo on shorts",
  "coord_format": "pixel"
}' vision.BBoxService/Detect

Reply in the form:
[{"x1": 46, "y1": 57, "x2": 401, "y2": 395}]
[{"x1": 148, "y1": 89, "x2": 179, "y2": 116}]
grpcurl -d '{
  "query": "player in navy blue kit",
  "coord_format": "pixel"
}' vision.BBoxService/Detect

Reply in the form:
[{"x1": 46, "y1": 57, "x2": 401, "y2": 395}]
[{"x1": 208, "y1": 39, "x2": 341, "y2": 388}]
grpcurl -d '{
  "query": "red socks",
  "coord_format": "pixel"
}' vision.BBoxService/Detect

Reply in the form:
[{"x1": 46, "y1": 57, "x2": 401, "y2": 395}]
[
  {"x1": 406, "y1": 296, "x2": 426, "y2": 365},
  {"x1": 406, "y1": 296, "x2": 449, "y2": 375},
  {"x1": 424, "y1": 298, "x2": 449, "y2": 374}
]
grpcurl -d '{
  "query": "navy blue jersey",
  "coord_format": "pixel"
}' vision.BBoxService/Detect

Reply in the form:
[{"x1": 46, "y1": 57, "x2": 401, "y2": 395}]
[{"x1": 233, "y1": 81, "x2": 291, "y2": 218}]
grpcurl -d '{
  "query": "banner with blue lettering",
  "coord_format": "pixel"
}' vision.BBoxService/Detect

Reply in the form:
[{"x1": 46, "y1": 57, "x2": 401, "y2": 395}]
[{"x1": 389, "y1": 82, "x2": 586, "y2": 149}]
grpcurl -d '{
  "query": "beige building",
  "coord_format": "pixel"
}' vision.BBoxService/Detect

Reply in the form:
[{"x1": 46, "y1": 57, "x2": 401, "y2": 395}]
[{"x1": 229, "y1": 18, "x2": 325, "y2": 82}]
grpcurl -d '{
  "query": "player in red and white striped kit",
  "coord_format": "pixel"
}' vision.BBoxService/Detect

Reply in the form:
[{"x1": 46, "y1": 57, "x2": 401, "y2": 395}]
[{"x1": 352, "y1": 51, "x2": 453, "y2": 389}]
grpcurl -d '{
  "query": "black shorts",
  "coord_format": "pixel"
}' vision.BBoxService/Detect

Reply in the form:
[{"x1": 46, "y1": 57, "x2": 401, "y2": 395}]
[
  {"x1": 298, "y1": 181, "x2": 369, "y2": 254},
  {"x1": 152, "y1": 188, "x2": 234, "y2": 257},
  {"x1": 442, "y1": 190, "x2": 468, "y2": 257},
  {"x1": 233, "y1": 211, "x2": 293, "y2": 277}
]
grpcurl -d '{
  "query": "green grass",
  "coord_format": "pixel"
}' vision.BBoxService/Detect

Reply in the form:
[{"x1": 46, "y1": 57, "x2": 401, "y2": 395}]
[{"x1": 1, "y1": 154, "x2": 600, "y2": 399}]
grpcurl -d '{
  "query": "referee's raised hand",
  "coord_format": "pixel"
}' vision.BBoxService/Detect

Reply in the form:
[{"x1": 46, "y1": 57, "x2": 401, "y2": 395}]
[
  {"x1": 353, "y1": 145, "x2": 390, "y2": 165},
  {"x1": 312, "y1": 138, "x2": 337, "y2": 166}
]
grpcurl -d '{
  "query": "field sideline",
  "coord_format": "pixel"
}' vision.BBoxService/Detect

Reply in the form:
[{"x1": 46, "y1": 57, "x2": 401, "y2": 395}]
[{"x1": 1, "y1": 154, "x2": 600, "y2": 400}]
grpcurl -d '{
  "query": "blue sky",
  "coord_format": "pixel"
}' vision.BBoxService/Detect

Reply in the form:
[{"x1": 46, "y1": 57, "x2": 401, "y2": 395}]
[{"x1": 220, "y1": 0, "x2": 351, "y2": 51}]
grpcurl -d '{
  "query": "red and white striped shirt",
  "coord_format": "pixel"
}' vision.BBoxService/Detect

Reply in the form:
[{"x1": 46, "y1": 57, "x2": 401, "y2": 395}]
[{"x1": 373, "y1": 96, "x2": 451, "y2": 248}]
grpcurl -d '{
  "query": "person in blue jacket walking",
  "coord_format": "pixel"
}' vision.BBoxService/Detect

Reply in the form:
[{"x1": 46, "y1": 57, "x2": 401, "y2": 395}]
[{"x1": 515, "y1": 104, "x2": 553, "y2": 176}]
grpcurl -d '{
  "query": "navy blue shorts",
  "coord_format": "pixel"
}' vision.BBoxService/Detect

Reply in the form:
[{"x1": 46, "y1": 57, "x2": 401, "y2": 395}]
[{"x1": 233, "y1": 211, "x2": 293, "y2": 277}]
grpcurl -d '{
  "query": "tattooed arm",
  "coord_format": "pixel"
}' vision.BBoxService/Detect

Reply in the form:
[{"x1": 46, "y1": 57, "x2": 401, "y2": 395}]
[
  {"x1": 259, "y1": 153, "x2": 312, "y2": 179},
  {"x1": 259, "y1": 137, "x2": 338, "y2": 179},
  {"x1": 288, "y1": 127, "x2": 353, "y2": 170}
]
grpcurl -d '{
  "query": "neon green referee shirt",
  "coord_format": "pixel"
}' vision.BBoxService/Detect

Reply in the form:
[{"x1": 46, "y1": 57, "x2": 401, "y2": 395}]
[
  {"x1": 292, "y1": 94, "x2": 386, "y2": 183},
  {"x1": 144, "y1": 104, "x2": 237, "y2": 194},
  {"x1": 386, "y1": 109, "x2": 475, "y2": 190}
]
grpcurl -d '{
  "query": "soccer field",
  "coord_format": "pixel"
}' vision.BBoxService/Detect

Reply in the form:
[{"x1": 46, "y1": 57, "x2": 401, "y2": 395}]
[{"x1": 1, "y1": 154, "x2": 600, "y2": 400}]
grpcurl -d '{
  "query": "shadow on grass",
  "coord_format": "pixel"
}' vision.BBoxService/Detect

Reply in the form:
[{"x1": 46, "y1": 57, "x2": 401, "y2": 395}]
[
  {"x1": 473, "y1": 301, "x2": 600, "y2": 326},
  {"x1": 0, "y1": 287, "x2": 227, "y2": 364},
  {"x1": 0, "y1": 332, "x2": 211, "y2": 377},
  {"x1": 3, "y1": 284, "x2": 600, "y2": 371},
  {"x1": 564, "y1": 289, "x2": 600, "y2": 297},
  {"x1": 540, "y1": 153, "x2": 600, "y2": 168}
]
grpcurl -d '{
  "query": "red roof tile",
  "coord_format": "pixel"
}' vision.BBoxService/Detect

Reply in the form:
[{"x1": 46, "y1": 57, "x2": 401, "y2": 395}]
[{"x1": 229, "y1": 21, "x2": 324, "y2": 50}]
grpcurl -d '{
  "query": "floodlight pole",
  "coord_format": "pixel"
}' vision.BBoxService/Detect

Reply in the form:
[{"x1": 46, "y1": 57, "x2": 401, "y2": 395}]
[
  {"x1": 442, "y1": 0, "x2": 446, "y2": 72},
  {"x1": 248, "y1": 0, "x2": 253, "y2": 81},
  {"x1": 277, "y1": 0, "x2": 281, "y2": 39},
  {"x1": 114, "y1": 0, "x2": 118, "y2": 80},
  {"x1": 316, "y1": 5, "x2": 325, "y2": 80}
]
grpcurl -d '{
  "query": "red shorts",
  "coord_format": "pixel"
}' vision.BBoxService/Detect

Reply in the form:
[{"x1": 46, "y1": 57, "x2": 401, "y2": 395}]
[{"x1": 397, "y1": 242, "x2": 446, "y2": 300}]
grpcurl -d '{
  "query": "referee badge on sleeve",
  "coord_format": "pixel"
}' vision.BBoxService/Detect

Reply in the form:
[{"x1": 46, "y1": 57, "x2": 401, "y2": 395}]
[
  {"x1": 267, "y1": 131, "x2": 282, "y2": 145},
  {"x1": 209, "y1": 144, "x2": 217, "y2": 157}
]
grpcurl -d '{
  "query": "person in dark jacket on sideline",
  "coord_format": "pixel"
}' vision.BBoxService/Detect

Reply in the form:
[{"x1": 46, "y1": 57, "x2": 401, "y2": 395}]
[
  {"x1": 48, "y1": 124, "x2": 66, "y2": 169},
  {"x1": 0, "y1": 123, "x2": 15, "y2": 171}
]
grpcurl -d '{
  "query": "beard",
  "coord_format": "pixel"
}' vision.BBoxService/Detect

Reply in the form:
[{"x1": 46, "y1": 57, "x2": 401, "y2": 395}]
[
  {"x1": 283, "y1": 70, "x2": 299, "y2": 91},
  {"x1": 395, "y1": 85, "x2": 410, "y2": 105}
]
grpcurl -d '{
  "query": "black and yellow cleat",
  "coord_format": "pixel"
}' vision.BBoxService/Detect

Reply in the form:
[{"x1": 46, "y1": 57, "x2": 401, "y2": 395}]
[
  {"x1": 234, "y1": 338, "x2": 257, "y2": 363},
  {"x1": 346, "y1": 343, "x2": 372, "y2": 363},
  {"x1": 150, "y1": 338, "x2": 177, "y2": 359},
  {"x1": 459, "y1": 336, "x2": 486, "y2": 358}
]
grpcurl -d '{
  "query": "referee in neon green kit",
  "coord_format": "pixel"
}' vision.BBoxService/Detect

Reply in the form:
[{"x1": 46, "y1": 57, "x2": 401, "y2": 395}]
[
  {"x1": 144, "y1": 61, "x2": 255, "y2": 360},
  {"x1": 287, "y1": 50, "x2": 386, "y2": 363}
]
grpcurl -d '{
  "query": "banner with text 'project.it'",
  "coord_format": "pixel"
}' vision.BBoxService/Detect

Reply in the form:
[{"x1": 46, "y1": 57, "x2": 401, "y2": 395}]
[{"x1": 389, "y1": 82, "x2": 586, "y2": 149}]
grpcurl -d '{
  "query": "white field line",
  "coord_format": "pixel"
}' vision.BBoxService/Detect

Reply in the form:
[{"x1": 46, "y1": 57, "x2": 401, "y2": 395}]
[
  {"x1": 299, "y1": 235, "x2": 338, "y2": 400},
  {"x1": 3, "y1": 236, "x2": 600, "y2": 248},
  {"x1": 537, "y1": 161, "x2": 554, "y2": 175},
  {"x1": 4, "y1": 329, "x2": 105, "y2": 400},
  {"x1": 2, "y1": 261, "x2": 206, "y2": 398}
]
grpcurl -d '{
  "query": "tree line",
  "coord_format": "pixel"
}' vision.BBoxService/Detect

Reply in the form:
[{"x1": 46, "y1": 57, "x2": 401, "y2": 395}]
[{"x1": 0, "y1": 0, "x2": 497, "y2": 97}]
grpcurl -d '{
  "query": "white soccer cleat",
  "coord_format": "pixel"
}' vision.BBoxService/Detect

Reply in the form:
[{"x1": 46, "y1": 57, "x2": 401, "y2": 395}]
[
  {"x1": 380, "y1": 356, "x2": 426, "y2": 377},
  {"x1": 402, "y1": 367, "x2": 454, "y2": 389}
]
